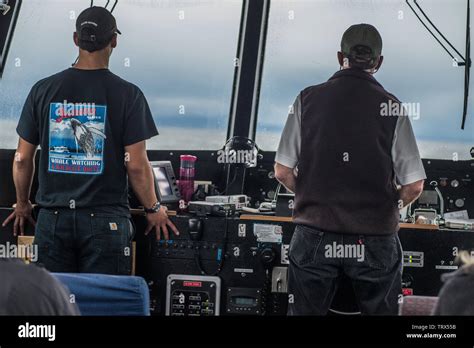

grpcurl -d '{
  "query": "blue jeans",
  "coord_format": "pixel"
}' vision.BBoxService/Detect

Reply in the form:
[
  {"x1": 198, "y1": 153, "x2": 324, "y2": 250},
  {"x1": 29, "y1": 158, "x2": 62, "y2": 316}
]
[
  {"x1": 287, "y1": 224, "x2": 403, "y2": 315},
  {"x1": 33, "y1": 208, "x2": 134, "y2": 275}
]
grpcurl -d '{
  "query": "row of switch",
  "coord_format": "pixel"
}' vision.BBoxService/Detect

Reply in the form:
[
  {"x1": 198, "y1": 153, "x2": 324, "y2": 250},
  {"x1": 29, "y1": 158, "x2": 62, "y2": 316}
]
[
  {"x1": 157, "y1": 242, "x2": 219, "y2": 250},
  {"x1": 171, "y1": 307, "x2": 214, "y2": 315}
]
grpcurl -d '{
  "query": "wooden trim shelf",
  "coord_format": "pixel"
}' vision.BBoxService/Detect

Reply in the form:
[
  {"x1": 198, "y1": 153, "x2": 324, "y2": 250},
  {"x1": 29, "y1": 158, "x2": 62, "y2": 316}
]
[
  {"x1": 399, "y1": 223, "x2": 439, "y2": 230},
  {"x1": 239, "y1": 214, "x2": 439, "y2": 230},
  {"x1": 240, "y1": 214, "x2": 293, "y2": 223}
]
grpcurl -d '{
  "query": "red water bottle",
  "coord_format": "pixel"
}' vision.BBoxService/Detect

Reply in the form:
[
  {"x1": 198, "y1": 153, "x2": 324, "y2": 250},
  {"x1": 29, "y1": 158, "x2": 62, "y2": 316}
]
[{"x1": 178, "y1": 155, "x2": 197, "y2": 203}]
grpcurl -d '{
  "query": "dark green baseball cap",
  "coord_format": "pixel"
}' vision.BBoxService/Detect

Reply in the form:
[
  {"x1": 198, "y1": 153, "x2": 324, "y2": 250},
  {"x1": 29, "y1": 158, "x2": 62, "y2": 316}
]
[{"x1": 341, "y1": 23, "x2": 383, "y2": 59}]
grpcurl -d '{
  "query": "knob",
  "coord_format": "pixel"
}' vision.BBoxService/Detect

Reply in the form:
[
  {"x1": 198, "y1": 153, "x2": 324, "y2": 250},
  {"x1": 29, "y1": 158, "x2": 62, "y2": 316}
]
[
  {"x1": 455, "y1": 199, "x2": 465, "y2": 208},
  {"x1": 402, "y1": 274, "x2": 414, "y2": 288},
  {"x1": 451, "y1": 179, "x2": 460, "y2": 188},
  {"x1": 260, "y1": 248, "x2": 276, "y2": 265}
]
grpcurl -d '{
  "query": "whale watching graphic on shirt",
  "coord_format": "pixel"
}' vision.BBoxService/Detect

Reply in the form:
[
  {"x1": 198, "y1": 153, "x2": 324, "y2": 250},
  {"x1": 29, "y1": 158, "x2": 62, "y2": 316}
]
[{"x1": 48, "y1": 101, "x2": 107, "y2": 175}]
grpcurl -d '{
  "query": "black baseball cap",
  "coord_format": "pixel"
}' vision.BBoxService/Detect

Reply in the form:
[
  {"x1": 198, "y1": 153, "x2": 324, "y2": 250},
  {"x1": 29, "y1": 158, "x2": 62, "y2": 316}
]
[
  {"x1": 76, "y1": 6, "x2": 121, "y2": 52},
  {"x1": 341, "y1": 24, "x2": 382, "y2": 66}
]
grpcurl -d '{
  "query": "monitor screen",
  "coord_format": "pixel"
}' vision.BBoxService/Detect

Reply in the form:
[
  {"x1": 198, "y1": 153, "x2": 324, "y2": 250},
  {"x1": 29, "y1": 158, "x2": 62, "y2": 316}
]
[
  {"x1": 150, "y1": 161, "x2": 180, "y2": 204},
  {"x1": 418, "y1": 190, "x2": 439, "y2": 206},
  {"x1": 153, "y1": 167, "x2": 173, "y2": 198}
]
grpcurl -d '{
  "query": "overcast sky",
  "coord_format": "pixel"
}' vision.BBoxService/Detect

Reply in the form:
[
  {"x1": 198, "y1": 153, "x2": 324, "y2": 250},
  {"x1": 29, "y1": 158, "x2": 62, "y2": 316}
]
[
  {"x1": 258, "y1": 0, "x2": 474, "y2": 146},
  {"x1": 0, "y1": 0, "x2": 473, "y2": 156}
]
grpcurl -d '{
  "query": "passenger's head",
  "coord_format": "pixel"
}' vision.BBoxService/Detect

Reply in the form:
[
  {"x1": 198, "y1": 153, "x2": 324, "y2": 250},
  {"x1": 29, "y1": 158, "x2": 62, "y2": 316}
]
[
  {"x1": 338, "y1": 23, "x2": 383, "y2": 74},
  {"x1": 73, "y1": 6, "x2": 121, "y2": 58},
  {"x1": 459, "y1": 251, "x2": 474, "y2": 268}
]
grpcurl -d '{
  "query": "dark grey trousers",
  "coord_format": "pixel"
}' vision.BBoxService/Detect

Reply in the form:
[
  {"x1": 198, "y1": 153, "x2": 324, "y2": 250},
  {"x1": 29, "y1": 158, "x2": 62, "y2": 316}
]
[
  {"x1": 287, "y1": 224, "x2": 403, "y2": 315},
  {"x1": 34, "y1": 208, "x2": 134, "y2": 275}
]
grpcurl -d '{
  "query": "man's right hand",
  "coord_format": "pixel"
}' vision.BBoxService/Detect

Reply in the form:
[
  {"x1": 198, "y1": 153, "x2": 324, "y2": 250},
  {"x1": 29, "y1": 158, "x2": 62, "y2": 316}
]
[
  {"x1": 144, "y1": 206, "x2": 180, "y2": 240},
  {"x1": 2, "y1": 200, "x2": 36, "y2": 236}
]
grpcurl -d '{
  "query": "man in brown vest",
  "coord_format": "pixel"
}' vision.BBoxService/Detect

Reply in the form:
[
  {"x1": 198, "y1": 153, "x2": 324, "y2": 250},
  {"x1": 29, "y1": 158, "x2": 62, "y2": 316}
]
[{"x1": 275, "y1": 24, "x2": 425, "y2": 315}]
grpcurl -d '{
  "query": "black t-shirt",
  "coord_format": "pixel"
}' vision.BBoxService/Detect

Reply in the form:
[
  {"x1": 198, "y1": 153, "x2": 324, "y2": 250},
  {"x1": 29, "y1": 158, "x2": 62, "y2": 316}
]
[{"x1": 16, "y1": 68, "x2": 158, "y2": 216}]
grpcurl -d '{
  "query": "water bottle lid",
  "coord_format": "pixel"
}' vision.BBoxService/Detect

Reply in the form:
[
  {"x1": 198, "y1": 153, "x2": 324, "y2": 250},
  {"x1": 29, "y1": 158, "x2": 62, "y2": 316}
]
[{"x1": 180, "y1": 155, "x2": 197, "y2": 167}]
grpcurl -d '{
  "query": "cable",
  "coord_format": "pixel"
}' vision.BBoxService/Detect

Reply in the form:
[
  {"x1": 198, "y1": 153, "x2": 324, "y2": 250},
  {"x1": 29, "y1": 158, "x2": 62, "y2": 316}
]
[
  {"x1": 194, "y1": 214, "x2": 228, "y2": 276},
  {"x1": 328, "y1": 308, "x2": 361, "y2": 316},
  {"x1": 433, "y1": 186, "x2": 445, "y2": 218},
  {"x1": 405, "y1": 0, "x2": 458, "y2": 62},
  {"x1": 273, "y1": 182, "x2": 282, "y2": 202},
  {"x1": 413, "y1": 0, "x2": 465, "y2": 61},
  {"x1": 223, "y1": 164, "x2": 238, "y2": 195},
  {"x1": 110, "y1": 0, "x2": 118, "y2": 13},
  {"x1": 406, "y1": 0, "x2": 471, "y2": 129},
  {"x1": 194, "y1": 211, "x2": 230, "y2": 276}
]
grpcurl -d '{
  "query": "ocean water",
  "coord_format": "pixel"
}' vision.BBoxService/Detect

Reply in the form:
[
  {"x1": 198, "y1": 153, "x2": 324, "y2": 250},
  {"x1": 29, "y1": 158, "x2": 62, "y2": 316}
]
[{"x1": 2, "y1": 120, "x2": 473, "y2": 160}]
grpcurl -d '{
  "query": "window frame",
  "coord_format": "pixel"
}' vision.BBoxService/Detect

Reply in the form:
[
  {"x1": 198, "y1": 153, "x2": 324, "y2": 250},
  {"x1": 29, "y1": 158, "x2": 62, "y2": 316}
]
[{"x1": 0, "y1": 0, "x2": 22, "y2": 78}]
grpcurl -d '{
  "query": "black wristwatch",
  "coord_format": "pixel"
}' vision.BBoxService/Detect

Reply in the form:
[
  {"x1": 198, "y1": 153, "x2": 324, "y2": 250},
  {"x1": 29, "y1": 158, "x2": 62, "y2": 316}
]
[{"x1": 144, "y1": 201, "x2": 161, "y2": 214}]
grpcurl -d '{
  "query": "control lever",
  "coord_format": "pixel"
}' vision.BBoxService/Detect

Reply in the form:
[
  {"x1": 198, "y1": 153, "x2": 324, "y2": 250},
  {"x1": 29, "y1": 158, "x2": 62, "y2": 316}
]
[
  {"x1": 271, "y1": 267, "x2": 288, "y2": 293},
  {"x1": 276, "y1": 277, "x2": 282, "y2": 292},
  {"x1": 430, "y1": 181, "x2": 445, "y2": 218}
]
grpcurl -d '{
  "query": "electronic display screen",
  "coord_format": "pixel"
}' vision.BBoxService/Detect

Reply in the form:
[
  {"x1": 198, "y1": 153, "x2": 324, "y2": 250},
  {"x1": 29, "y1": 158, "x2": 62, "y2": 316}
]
[
  {"x1": 153, "y1": 167, "x2": 173, "y2": 198},
  {"x1": 418, "y1": 190, "x2": 439, "y2": 205},
  {"x1": 233, "y1": 297, "x2": 256, "y2": 306},
  {"x1": 149, "y1": 161, "x2": 180, "y2": 204}
]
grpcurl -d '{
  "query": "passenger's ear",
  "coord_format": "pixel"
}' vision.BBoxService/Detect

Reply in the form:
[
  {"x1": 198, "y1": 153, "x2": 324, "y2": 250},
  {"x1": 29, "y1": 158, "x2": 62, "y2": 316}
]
[
  {"x1": 337, "y1": 51, "x2": 345, "y2": 67},
  {"x1": 73, "y1": 32, "x2": 79, "y2": 47},
  {"x1": 375, "y1": 55, "x2": 384, "y2": 71},
  {"x1": 111, "y1": 34, "x2": 118, "y2": 49}
]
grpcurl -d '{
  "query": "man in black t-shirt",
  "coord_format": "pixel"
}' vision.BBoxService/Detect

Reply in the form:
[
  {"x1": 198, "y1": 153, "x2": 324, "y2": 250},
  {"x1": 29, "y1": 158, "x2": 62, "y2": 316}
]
[{"x1": 2, "y1": 7, "x2": 178, "y2": 274}]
